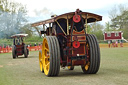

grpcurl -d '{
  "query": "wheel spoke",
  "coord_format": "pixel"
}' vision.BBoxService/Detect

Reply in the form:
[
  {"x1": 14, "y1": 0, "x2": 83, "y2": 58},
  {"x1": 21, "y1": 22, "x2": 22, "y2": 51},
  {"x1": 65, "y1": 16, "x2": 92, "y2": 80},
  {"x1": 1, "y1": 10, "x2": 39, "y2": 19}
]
[
  {"x1": 45, "y1": 48, "x2": 49, "y2": 52},
  {"x1": 45, "y1": 56, "x2": 49, "y2": 59},
  {"x1": 40, "y1": 59, "x2": 43, "y2": 63},
  {"x1": 46, "y1": 62, "x2": 50, "y2": 67},
  {"x1": 46, "y1": 62, "x2": 50, "y2": 71},
  {"x1": 85, "y1": 62, "x2": 90, "y2": 70}
]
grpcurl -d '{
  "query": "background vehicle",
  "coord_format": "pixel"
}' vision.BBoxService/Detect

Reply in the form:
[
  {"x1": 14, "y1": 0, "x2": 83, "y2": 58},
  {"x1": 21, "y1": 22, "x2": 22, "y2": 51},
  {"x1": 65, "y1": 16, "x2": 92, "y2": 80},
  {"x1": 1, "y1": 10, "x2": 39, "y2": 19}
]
[
  {"x1": 11, "y1": 34, "x2": 29, "y2": 59},
  {"x1": 31, "y1": 9, "x2": 102, "y2": 76}
]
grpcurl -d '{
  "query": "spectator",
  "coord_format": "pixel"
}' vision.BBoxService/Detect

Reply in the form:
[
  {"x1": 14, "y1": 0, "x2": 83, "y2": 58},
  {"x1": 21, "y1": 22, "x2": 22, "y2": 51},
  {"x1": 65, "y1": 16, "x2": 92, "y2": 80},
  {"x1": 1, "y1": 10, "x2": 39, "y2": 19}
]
[
  {"x1": 111, "y1": 40, "x2": 115, "y2": 48},
  {"x1": 120, "y1": 40, "x2": 123, "y2": 47},
  {"x1": 34, "y1": 43, "x2": 37, "y2": 46},
  {"x1": 108, "y1": 40, "x2": 111, "y2": 48},
  {"x1": 115, "y1": 40, "x2": 118, "y2": 47}
]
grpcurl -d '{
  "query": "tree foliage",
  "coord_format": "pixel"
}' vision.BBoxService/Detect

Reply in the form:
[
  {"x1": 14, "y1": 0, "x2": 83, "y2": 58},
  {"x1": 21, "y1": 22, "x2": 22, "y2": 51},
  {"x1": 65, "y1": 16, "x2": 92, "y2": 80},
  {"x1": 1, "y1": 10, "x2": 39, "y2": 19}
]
[
  {"x1": 88, "y1": 22, "x2": 104, "y2": 40},
  {"x1": 20, "y1": 24, "x2": 33, "y2": 37},
  {"x1": 0, "y1": 0, "x2": 27, "y2": 39},
  {"x1": 109, "y1": 4, "x2": 128, "y2": 29},
  {"x1": 20, "y1": 24, "x2": 43, "y2": 38},
  {"x1": 108, "y1": 4, "x2": 128, "y2": 39}
]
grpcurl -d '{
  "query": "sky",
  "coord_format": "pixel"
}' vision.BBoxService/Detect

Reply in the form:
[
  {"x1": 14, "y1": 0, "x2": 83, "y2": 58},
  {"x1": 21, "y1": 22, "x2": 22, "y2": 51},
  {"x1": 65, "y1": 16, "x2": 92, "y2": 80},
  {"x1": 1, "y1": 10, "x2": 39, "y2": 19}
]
[{"x1": 10, "y1": 0, "x2": 128, "y2": 25}]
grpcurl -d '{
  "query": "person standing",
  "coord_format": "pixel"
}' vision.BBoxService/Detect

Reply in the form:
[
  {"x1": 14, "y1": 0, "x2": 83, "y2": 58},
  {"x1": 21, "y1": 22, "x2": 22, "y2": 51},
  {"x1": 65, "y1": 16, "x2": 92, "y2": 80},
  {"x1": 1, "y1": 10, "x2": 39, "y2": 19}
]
[
  {"x1": 120, "y1": 40, "x2": 123, "y2": 47},
  {"x1": 115, "y1": 40, "x2": 118, "y2": 47},
  {"x1": 108, "y1": 40, "x2": 111, "y2": 48}
]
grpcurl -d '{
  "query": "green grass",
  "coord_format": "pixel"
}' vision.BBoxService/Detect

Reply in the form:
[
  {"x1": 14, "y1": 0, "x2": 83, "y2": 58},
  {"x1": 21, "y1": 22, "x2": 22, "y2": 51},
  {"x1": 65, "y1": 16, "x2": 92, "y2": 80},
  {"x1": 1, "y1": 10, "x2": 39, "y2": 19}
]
[{"x1": 0, "y1": 48, "x2": 128, "y2": 85}]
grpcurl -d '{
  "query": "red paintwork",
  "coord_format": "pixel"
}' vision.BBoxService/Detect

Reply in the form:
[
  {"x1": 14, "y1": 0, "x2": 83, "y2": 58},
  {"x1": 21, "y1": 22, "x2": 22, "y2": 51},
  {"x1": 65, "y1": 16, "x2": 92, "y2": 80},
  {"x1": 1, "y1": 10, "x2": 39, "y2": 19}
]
[
  {"x1": 65, "y1": 30, "x2": 86, "y2": 66},
  {"x1": 73, "y1": 15, "x2": 81, "y2": 23},
  {"x1": 16, "y1": 45, "x2": 24, "y2": 55},
  {"x1": 73, "y1": 41, "x2": 80, "y2": 48},
  {"x1": 73, "y1": 44, "x2": 85, "y2": 56},
  {"x1": 104, "y1": 32, "x2": 122, "y2": 40},
  {"x1": 73, "y1": 36, "x2": 86, "y2": 40},
  {"x1": 72, "y1": 60, "x2": 85, "y2": 66}
]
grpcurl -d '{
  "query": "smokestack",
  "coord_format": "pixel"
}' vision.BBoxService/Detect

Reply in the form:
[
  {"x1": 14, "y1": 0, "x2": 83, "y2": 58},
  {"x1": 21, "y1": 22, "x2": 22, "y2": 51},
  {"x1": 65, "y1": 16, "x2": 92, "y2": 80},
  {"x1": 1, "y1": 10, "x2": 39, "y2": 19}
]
[{"x1": 51, "y1": 14, "x2": 57, "y2": 18}]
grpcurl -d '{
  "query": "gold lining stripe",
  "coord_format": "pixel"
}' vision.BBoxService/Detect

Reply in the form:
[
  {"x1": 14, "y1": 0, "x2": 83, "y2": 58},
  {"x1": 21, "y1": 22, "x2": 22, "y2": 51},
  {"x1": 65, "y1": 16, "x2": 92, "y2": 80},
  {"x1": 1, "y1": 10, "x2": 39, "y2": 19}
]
[{"x1": 55, "y1": 20, "x2": 67, "y2": 35}]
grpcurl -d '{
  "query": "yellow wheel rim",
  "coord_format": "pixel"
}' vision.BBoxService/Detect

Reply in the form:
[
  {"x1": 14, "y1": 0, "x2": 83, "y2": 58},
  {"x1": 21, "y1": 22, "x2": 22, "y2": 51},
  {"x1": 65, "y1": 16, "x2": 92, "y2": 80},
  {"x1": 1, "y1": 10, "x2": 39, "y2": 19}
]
[
  {"x1": 68, "y1": 66, "x2": 71, "y2": 69},
  {"x1": 42, "y1": 38, "x2": 50, "y2": 75},
  {"x1": 39, "y1": 51, "x2": 43, "y2": 72},
  {"x1": 85, "y1": 62, "x2": 90, "y2": 70},
  {"x1": 85, "y1": 43, "x2": 90, "y2": 70}
]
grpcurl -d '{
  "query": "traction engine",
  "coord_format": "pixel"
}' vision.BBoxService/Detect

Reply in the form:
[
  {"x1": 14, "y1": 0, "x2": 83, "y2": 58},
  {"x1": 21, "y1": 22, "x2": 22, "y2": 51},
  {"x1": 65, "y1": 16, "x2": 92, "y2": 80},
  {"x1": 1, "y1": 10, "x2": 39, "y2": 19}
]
[{"x1": 31, "y1": 9, "x2": 102, "y2": 76}]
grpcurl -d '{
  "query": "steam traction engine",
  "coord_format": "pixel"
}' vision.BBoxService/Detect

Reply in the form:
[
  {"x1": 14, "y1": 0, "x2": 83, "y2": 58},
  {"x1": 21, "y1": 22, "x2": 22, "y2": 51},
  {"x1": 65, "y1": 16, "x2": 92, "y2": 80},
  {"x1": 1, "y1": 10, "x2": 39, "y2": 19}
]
[
  {"x1": 11, "y1": 34, "x2": 29, "y2": 59},
  {"x1": 31, "y1": 9, "x2": 102, "y2": 76}
]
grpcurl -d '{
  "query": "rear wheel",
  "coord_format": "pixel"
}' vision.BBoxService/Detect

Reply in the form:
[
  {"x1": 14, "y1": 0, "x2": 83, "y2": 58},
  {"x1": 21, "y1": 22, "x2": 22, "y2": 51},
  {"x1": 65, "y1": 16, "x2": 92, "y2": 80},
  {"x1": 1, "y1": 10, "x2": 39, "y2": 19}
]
[
  {"x1": 27, "y1": 49, "x2": 29, "y2": 55},
  {"x1": 42, "y1": 36, "x2": 60, "y2": 76},
  {"x1": 39, "y1": 50, "x2": 44, "y2": 73},
  {"x1": 12, "y1": 45, "x2": 16, "y2": 59},
  {"x1": 81, "y1": 34, "x2": 100, "y2": 74},
  {"x1": 24, "y1": 45, "x2": 28, "y2": 58}
]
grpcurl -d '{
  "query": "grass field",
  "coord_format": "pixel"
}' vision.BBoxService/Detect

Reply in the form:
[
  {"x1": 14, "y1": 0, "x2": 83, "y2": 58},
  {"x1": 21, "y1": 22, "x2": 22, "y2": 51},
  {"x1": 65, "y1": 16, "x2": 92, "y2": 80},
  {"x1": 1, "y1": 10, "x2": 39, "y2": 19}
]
[{"x1": 0, "y1": 48, "x2": 128, "y2": 85}]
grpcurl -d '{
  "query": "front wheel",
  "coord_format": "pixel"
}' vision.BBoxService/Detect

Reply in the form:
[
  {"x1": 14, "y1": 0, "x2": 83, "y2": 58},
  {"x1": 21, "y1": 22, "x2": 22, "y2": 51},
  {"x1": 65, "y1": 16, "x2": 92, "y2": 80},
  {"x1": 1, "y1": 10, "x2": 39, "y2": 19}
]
[
  {"x1": 24, "y1": 45, "x2": 28, "y2": 58},
  {"x1": 12, "y1": 45, "x2": 16, "y2": 59},
  {"x1": 81, "y1": 34, "x2": 100, "y2": 74},
  {"x1": 42, "y1": 36, "x2": 60, "y2": 76}
]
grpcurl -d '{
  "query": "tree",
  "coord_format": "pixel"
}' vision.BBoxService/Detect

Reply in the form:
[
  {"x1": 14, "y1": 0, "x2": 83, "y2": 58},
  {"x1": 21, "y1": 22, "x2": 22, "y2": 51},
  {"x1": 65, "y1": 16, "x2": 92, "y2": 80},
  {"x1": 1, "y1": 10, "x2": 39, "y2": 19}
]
[
  {"x1": 88, "y1": 22, "x2": 104, "y2": 40},
  {"x1": 108, "y1": 5, "x2": 118, "y2": 20},
  {"x1": 104, "y1": 22, "x2": 113, "y2": 31},
  {"x1": 0, "y1": 0, "x2": 27, "y2": 39},
  {"x1": 20, "y1": 24, "x2": 33, "y2": 37},
  {"x1": 108, "y1": 4, "x2": 128, "y2": 39},
  {"x1": 109, "y1": 4, "x2": 128, "y2": 30}
]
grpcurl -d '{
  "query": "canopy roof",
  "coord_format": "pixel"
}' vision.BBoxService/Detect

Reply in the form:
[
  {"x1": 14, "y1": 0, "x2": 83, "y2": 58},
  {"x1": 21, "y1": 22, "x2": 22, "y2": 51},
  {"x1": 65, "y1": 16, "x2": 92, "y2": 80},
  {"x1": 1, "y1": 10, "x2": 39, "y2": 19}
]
[
  {"x1": 11, "y1": 34, "x2": 28, "y2": 38},
  {"x1": 31, "y1": 11, "x2": 102, "y2": 27}
]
